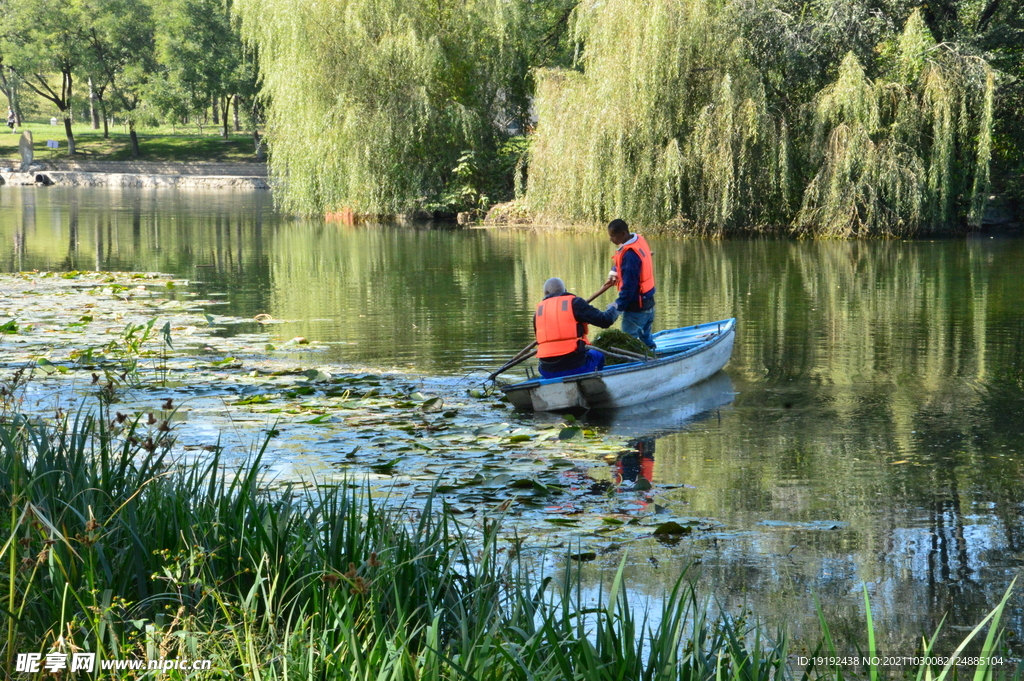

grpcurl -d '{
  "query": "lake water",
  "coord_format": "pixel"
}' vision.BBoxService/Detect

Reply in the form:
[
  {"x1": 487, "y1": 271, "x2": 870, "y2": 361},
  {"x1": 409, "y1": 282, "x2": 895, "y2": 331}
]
[{"x1": 2, "y1": 186, "x2": 1023, "y2": 659}]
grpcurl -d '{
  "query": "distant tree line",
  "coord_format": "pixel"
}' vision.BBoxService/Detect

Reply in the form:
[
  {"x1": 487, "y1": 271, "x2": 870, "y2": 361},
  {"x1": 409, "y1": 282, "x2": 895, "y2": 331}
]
[
  {"x1": 0, "y1": 0, "x2": 259, "y2": 157},
  {"x1": 2, "y1": 0, "x2": 1019, "y2": 234},
  {"x1": 239, "y1": 0, "x2": 1022, "y2": 236}
]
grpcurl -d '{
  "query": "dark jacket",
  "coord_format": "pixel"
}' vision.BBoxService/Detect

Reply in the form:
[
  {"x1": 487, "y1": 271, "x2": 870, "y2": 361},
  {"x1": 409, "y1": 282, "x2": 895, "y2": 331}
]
[
  {"x1": 534, "y1": 292, "x2": 618, "y2": 372},
  {"x1": 612, "y1": 247, "x2": 656, "y2": 313}
]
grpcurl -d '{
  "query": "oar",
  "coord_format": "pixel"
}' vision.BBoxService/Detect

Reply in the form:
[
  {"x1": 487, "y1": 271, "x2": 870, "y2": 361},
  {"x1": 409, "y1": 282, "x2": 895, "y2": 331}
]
[{"x1": 487, "y1": 280, "x2": 615, "y2": 381}]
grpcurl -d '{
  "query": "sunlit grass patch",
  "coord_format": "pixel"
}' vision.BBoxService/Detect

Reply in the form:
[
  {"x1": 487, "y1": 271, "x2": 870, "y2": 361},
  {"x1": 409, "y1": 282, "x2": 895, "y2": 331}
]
[{"x1": 0, "y1": 119, "x2": 259, "y2": 163}]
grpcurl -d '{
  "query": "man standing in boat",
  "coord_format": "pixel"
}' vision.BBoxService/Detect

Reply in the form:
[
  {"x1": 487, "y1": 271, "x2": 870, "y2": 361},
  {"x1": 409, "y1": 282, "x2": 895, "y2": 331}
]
[
  {"x1": 535, "y1": 277, "x2": 620, "y2": 378},
  {"x1": 606, "y1": 219, "x2": 657, "y2": 350}
]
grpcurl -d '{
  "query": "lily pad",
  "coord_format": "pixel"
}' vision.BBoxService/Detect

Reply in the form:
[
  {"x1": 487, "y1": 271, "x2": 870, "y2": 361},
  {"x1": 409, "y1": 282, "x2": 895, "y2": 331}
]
[
  {"x1": 558, "y1": 426, "x2": 582, "y2": 440},
  {"x1": 653, "y1": 522, "x2": 692, "y2": 536}
]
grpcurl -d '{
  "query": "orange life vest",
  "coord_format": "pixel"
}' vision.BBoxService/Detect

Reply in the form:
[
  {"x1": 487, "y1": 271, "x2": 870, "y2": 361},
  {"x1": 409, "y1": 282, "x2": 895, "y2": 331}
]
[
  {"x1": 535, "y1": 294, "x2": 588, "y2": 359},
  {"x1": 612, "y1": 234, "x2": 655, "y2": 306}
]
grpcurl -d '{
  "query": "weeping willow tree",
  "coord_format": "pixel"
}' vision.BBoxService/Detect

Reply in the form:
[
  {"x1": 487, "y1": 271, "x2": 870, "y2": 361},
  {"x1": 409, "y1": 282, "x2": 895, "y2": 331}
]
[
  {"x1": 795, "y1": 10, "x2": 995, "y2": 237},
  {"x1": 527, "y1": 3, "x2": 996, "y2": 237},
  {"x1": 525, "y1": 0, "x2": 790, "y2": 234},
  {"x1": 235, "y1": 0, "x2": 534, "y2": 215}
]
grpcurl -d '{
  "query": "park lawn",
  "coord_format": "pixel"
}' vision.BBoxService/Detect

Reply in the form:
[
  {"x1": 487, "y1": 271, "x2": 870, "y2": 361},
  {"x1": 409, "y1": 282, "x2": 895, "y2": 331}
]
[{"x1": 1, "y1": 118, "x2": 261, "y2": 163}]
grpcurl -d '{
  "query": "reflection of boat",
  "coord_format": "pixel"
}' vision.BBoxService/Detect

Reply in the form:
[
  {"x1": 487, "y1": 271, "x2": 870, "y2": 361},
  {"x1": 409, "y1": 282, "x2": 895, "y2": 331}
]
[
  {"x1": 587, "y1": 370, "x2": 735, "y2": 437},
  {"x1": 502, "y1": 318, "x2": 736, "y2": 412}
]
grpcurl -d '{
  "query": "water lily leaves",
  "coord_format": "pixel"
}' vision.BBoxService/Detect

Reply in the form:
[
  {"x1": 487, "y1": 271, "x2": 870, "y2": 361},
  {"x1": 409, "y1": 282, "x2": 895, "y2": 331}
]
[
  {"x1": 653, "y1": 521, "x2": 692, "y2": 536},
  {"x1": 508, "y1": 477, "x2": 547, "y2": 491},
  {"x1": 35, "y1": 358, "x2": 68, "y2": 374},
  {"x1": 757, "y1": 520, "x2": 847, "y2": 530},
  {"x1": 370, "y1": 458, "x2": 402, "y2": 474},
  {"x1": 302, "y1": 369, "x2": 331, "y2": 382},
  {"x1": 558, "y1": 426, "x2": 583, "y2": 440},
  {"x1": 632, "y1": 478, "x2": 652, "y2": 491},
  {"x1": 236, "y1": 393, "x2": 273, "y2": 405},
  {"x1": 0, "y1": 272, "x2": 679, "y2": 547},
  {"x1": 420, "y1": 397, "x2": 443, "y2": 412},
  {"x1": 473, "y1": 424, "x2": 507, "y2": 436}
]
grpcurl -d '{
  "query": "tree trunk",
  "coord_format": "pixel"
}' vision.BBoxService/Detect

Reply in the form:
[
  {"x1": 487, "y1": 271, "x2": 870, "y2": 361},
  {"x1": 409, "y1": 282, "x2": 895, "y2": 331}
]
[
  {"x1": 212, "y1": 96, "x2": 219, "y2": 125},
  {"x1": 0, "y1": 78, "x2": 20, "y2": 128},
  {"x1": 233, "y1": 94, "x2": 241, "y2": 132},
  {"x1": 221, "y1": 95, "x2": 230, "y2": 139},
  {"x1": 88, "y1": 78, "x2": 100, "y2": 129},
  {"x1": 9, "y1": 84, "x2": 23, "y2": 127},
  {"x1": 254, "y1": 127, "x2": 265, "y2": 160},
  {"x1": 63, "y1": 116, "x2": 77, "y2": 155},
  {"x1": 128, "y1": 120, "x2": 140, "y2": 158},
  {"x1": 100, "y1": 99, "x2": 109, "y2": 139}
]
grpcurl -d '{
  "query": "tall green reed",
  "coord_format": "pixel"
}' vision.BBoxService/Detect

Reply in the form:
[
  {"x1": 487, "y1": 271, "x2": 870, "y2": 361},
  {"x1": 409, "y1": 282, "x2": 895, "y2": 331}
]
[{"x1": 1, "y1": 406, "x2": 1020, "y2": 679}]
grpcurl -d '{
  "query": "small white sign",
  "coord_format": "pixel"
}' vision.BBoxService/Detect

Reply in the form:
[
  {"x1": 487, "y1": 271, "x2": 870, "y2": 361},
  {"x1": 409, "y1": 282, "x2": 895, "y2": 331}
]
[{"x1": 46, "y1": 140, "x2": 59, "y2": 149}]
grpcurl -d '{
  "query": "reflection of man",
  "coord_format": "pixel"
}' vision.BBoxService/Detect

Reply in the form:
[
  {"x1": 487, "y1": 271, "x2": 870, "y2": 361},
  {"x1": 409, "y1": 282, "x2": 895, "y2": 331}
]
[
  {"x1": 534, "y1": 277, "x2": 620, "y2": 379},
  {"x1": 606, "y1": 219, "x2": 657, "y2": 350},
  {"x1": 614, "y1": 437, "x2": 656, "y2": 484}
]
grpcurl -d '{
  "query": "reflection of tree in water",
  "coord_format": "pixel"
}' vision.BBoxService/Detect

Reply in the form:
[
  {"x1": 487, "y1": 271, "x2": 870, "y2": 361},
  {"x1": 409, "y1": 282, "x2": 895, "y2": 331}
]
[{"x1": 0, "y1": 189, "x2": 277, "y2": 318}]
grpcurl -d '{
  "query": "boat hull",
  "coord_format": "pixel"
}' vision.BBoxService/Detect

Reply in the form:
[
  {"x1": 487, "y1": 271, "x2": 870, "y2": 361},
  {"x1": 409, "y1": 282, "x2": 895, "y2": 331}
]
[{"x1": 502, "y1": 318, "x2": 736, "y2": 412}]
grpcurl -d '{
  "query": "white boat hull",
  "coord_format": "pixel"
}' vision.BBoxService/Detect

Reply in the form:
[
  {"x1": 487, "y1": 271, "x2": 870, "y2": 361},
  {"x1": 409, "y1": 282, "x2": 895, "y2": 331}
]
[{"x1": 502, "y1": 319, "x2": 736, "y2": 412}]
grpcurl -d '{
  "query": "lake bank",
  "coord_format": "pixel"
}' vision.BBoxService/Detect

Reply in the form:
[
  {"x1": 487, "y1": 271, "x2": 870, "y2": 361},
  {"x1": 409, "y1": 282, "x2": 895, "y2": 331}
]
[{"x1": 0, "y1": 160, "x2": 268, "y2": 190}]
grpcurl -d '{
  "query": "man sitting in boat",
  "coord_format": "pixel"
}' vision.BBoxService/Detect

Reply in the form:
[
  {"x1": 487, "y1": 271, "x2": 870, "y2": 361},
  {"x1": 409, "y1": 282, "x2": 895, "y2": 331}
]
[
  {"x1": 606, "y1": 219, "x2": 657, "y2": 350},
  {"x1": 535, "y1": 277, "x2": 620, "y2": 379}
]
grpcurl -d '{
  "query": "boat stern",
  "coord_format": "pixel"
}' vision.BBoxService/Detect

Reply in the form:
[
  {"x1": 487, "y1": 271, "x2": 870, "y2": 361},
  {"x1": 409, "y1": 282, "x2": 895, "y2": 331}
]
[{"x1": 502, "y1": 379, "x2": 589, "y2": 412}]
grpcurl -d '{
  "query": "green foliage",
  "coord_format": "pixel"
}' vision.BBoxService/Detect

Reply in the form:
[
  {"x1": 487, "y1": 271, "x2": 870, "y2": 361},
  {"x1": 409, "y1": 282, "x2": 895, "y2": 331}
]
[
  {"x1": 526, "y1": 1, "x2": 1001, "y2": 236},
  {"x1": 154, "y1": 0, "x2": 254, "y2": 137},
  {"x1": 592, "y1": 328, "x2": 651, "y2": 364},
  {"x1": 525, "y1": 0, "x2": 791, "y2": 234},
  {"x1": 797, "y1": 13, "x2": 996, "y2": 237},
  {"x1": 235, "y1": 0, "x2": 537, "y2": 215}
]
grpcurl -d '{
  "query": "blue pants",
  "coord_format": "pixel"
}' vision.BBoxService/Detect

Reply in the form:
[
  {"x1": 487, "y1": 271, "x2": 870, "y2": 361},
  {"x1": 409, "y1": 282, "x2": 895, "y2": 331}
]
[
  {"x1": 622, "y1": 308, "x2": 656, "y2": 349},
  {"x1": 539, "y1": 349, "x2": 605, "y2": 379}
]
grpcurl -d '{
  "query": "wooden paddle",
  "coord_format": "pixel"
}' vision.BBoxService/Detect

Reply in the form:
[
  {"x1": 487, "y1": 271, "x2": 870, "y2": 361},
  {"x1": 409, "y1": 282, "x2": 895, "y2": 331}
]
[{"x1": 487, "y1": 280, "x2": 616, "y2": 381}]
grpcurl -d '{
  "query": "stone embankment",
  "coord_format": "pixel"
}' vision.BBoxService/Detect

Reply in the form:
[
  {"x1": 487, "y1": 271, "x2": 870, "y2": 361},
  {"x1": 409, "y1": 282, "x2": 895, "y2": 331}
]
[{"x1": 0, "y1": 160, "x2": 269, "y2": 190}]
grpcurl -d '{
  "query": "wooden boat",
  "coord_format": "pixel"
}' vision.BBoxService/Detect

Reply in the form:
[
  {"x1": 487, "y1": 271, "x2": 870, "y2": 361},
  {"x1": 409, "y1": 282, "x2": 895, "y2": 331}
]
[{"x1": 501, "y1": 318, "x2": 736, "y2": 412}]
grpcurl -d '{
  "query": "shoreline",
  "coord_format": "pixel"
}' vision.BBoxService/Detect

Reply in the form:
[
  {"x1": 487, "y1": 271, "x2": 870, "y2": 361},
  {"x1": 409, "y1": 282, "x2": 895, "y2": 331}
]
[{"x1": 0, "y1": 159, "x2": 269, "y2": 190}]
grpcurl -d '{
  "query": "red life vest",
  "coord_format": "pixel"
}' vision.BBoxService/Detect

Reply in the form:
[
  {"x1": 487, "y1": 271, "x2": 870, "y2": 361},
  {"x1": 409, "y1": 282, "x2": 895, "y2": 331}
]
[
  {"x1": 612, "y1": 234, "x2": 655, "y2": 306},
  {"x1": 535, "y1": 294, "x2": 588, "y2": 358}
]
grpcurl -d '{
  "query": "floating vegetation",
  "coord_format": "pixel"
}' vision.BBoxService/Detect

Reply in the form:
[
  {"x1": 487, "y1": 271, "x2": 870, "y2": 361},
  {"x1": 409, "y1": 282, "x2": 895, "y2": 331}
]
[
  {"x1": 0, "y1": 271, "x2": 708, "y2": 548},
  {"x1": 592, "y1": 328, "x2": 653, "y2": 364}
]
